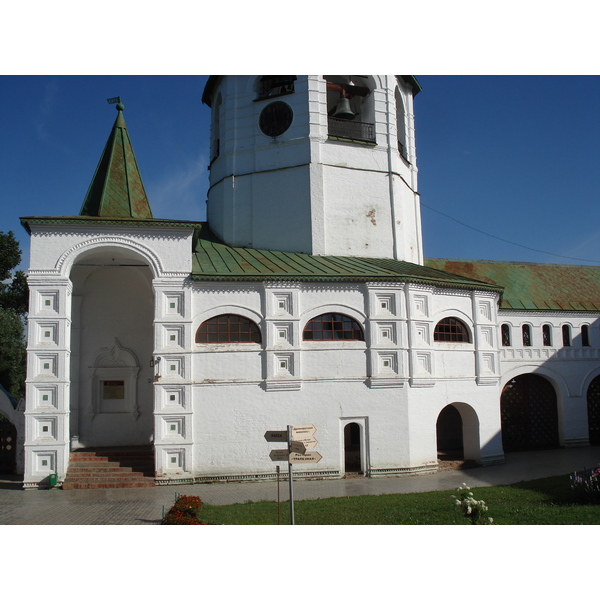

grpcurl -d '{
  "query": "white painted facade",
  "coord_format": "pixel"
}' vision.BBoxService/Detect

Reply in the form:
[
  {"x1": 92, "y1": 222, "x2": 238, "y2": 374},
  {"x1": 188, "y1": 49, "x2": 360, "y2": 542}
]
[{"x1": 15, "y1": 75, "x2": 600, "y2": 487}]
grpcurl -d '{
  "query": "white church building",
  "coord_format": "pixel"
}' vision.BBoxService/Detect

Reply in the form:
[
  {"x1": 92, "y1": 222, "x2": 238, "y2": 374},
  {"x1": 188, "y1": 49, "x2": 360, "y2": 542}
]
[{"x1": 10, "y1": 75, "x2": 600, "y2": 488}]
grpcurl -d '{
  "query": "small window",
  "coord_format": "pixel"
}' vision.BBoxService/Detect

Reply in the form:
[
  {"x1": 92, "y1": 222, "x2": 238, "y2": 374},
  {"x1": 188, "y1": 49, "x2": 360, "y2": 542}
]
[
  {"x1": 582, "y1": 325, "x2": 590, "y2": 347},
  {"x1": 196, "y1": 314, "x2": 261, "y2": 344},
  {"x1": 522, "y1": 324, "x2": 532, "y2": 347},
  {"x1": 542, "y1": 324, "x2": 552, "y2": 347},
  {"x1": 501, "y1": 324, "x2": 511, "y2": 347},
  {"x1": 562, "y1": 324, "x2": 571, "y2": 347},
  {"x1": 255, "y1": 76, "x2": 296, "y2": 100},
  {"x1": 434, "y1": 317, "x2": 470, "y2": 343},
  {"x1": 303, "y1": 313, "x2": 364, "y2": 341}
]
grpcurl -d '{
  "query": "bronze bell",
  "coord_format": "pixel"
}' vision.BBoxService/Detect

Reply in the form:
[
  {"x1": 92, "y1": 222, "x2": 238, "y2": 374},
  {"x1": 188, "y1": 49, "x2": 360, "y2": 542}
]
[{"x1": 332, "y1": 96, "x2": 354, "y2": 120}]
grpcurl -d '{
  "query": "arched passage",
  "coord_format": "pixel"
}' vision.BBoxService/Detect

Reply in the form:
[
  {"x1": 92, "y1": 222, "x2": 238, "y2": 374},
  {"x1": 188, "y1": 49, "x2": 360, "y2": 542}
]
[
  {"x1": 437, "y1": 404, "x2": 464, "y2": 459},
  {"x1": 69, "y1": 245, "x2": 155, "y2": 448},
  {"x1": 436, "y1": 403, "x2": 481, "y2": 463},
  {"x1": 587, "y1": 375, "x2": 600, "y2": 445},
  {"x1": 501, "y1": 374, "x2": 559, "y2": 451}
]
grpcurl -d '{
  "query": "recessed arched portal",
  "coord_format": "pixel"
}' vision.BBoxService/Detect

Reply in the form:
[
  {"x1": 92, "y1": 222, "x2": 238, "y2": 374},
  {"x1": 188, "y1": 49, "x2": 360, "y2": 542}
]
[
  {"x1": 344, "y1": 422, "x2": 362, "y2": 473},
  {"x1": 437, "y1": 404, "x2": 464, "y2": 460},
  {"x1": 501, "y1": 374, "x2": 559, "y2": 451},
  {"x1": 587, "y1": 375, "x2": 600, "y2": 445},
  {"x1": 69, "y1": 245, "x2": 155, "y2": 449},
  {"x1": 436, "y1": 403, "x2": 481, "y2": 463}
]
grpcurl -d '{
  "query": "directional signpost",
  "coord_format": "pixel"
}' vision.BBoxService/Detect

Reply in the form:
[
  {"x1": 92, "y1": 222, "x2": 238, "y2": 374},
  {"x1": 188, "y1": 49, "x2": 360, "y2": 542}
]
[{"x1": 265, "y1": 423, "x2": 320, "y2": 525}]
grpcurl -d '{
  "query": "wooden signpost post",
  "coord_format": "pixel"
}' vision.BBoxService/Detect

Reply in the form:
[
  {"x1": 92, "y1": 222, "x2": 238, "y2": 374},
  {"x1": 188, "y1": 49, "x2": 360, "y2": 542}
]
[{"x1": 265, "y1": 424, "x2": 320, "y2": 525}]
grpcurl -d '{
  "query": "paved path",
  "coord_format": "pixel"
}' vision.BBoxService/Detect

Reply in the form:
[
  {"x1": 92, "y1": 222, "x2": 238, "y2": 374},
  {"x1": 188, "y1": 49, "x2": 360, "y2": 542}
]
[{"x1": 1, "y1": 446, "x2": 599, "y2": 525}]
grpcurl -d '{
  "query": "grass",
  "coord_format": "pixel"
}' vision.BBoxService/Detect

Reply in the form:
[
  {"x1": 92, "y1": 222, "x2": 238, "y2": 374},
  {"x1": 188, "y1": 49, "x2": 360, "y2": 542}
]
[{"x1": 195, "y1": 474, "x2": 600, "y2": 525}]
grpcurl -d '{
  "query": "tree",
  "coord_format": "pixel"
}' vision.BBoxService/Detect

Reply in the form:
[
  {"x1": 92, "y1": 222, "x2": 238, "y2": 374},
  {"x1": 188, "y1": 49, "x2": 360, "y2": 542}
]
[
  {"x1": 0, "y1": 230, "x2": 28, "y2": 314},
  {"x1": 0, "y1": 307, "x2": 26, "y2": 399},
  {"x1": 0, "y1": 231, "x2": 28, "y2": 399}
]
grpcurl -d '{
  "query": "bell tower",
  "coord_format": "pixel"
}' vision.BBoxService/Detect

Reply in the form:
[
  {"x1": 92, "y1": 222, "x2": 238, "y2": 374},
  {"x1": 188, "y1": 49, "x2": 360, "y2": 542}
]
[{"x1": 202, "y1": 75, "x2": 423, "y2": 264}]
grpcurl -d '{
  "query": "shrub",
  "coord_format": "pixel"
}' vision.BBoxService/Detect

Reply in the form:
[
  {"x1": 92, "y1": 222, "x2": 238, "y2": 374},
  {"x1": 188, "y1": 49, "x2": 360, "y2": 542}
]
[
  {"x1": 451, "y1": 483, "x2": 493, "y2": 525},
  {"x1": 570, "y1": 466, "x2": 600, "y2": 504},
  {"x1": 162, "y1": 494, "x2": 205, "y2": 525}
]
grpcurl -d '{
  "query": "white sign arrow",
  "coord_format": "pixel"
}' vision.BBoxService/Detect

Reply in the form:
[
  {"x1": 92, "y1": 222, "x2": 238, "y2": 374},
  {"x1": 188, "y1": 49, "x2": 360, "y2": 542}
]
[
  {"x1": 292, "y1": 424, "x2": 316, "y2": 439},
  {"x1": 270, "y1": 449, "x2": 290, "y2": 462},
  {"x1": 288, "y1": 451, "x2": 322, "y2": 464},
  {"x1": 289, "y1": 440, "x2": 307, "y2": 455}
]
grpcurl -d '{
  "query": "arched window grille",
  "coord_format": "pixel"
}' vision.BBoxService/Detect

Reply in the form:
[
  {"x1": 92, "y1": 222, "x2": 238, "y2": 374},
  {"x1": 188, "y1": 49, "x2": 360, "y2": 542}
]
[
  {"x1": 562, "y1": 324, "x2": 571, "y2": 347},
  {"x1": 303, "y1": 313, "x2": 364, "y2": 341},
  {"x1": 522, "y1": 324, "x2": 532, "y2": 347},
  {"x1": 582, "y1": 325, "x2": 590, "y2": 347},
  {"x1": 501, "y1": 324, "x2": 511, "y2": 347},
  {"x1": 433, "y1": 317, "x2": 470, "y2": 343},
  {"x1": 542, "y1": 324, "x2": 552, "y2": 347},
  {"x1": 196, "y1": 314, "x2": 261, "y2": 344}
]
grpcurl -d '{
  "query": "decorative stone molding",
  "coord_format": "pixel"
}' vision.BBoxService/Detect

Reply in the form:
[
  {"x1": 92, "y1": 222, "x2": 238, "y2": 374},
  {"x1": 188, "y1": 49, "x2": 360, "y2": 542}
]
[{"x1": 88, "y1": 339, "x2": 140, "y2": 419}]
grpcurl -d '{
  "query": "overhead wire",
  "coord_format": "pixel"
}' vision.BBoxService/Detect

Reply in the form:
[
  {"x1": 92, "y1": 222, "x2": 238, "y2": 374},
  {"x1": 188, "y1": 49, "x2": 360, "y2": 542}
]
[{"x1": 421, "y1": 201, "x2": 600, "y2": 265}]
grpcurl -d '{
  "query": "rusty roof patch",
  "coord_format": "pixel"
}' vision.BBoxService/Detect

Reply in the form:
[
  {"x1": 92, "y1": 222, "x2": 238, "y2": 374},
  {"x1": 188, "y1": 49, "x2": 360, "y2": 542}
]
[{"x1": 425, "y1": 258, "x2": 600, "y2": 312}]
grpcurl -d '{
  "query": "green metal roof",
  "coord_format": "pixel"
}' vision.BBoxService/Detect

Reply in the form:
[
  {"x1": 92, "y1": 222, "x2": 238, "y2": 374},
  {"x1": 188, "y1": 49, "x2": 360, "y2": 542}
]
[
  {"x1": 20, "y1": 216, "x2": 201, "y2": 234},
  {"x1": 79, "y1": 103, "x2": 153, "y2": 219},
  {"x1": 191, "y1": 226, "x2": 501, "y2": 290},
  {"x1": 425, "y1": 258, "x2": 600, "y2": 312}
]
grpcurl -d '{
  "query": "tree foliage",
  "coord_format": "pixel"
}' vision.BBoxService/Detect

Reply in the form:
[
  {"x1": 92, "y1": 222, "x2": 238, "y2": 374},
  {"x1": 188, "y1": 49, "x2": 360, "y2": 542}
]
[
  {"x1": 0, "y1": 307, "x2": 26, "y2": 399},
  {"x1": 0, "y1": 230, "x2": 28, "y2": 314},
  {"x1": 0, "y1": 231, "x2": 28, "y2": 398}
]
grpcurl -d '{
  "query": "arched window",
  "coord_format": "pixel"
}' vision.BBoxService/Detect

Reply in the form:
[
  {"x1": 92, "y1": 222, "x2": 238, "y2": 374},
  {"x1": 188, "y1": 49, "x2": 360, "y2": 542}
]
[
  {"x1": 210, "y1": 93, "x2": 222, "y2": 164},
  {"x1": 501, "y1": 324, "x2": 511, "y2": 346},
  {"x1": 582, "y1": 325, "x2": 590, "y2": 347},
  {"x1": 325, "y1": 76, "x2": 375, "y2": 143},
  {"x1": 255, "y1": 75, "x2": 296, "y2": 100},
  {"x1": 542, "y1": 324, "x2": 552, "y2": 347},
  {"x1": 434, "y1": 317, "x2": 470, "y2": 343},
  {"x1": 395, "y1": 87, "x2": 408, "y2": 159},
  {"x1": 196, "y1": 314, "x2": 261, "y2": 344},
  {"x1": 562, "y1": 324, "x2": 571, "y2": 347},
  {"x1": 303, "y1": 313, "x2": 364, "y2": 341},
  {"x1": 522, "y1": 324, "x2": 532, "y2": 347}
]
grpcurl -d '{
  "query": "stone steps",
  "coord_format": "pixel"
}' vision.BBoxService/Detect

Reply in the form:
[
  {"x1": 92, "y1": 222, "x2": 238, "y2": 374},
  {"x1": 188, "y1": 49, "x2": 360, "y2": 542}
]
[{"x1": 62, "y1": 447, "x2": 155, "y2": 490}]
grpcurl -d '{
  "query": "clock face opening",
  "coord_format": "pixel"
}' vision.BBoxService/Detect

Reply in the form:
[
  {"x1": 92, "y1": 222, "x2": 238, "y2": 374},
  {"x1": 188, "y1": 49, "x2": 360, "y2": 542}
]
[{"x1": 259, "y1": 101, "x2": 293, "y2": 137}]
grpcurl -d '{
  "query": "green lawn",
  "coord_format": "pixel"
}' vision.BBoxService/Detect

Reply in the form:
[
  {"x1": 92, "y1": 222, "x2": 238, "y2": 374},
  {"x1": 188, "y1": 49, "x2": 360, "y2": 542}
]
[{"x1": 195, "y1": 474, "x2": 600, "y2": 525}]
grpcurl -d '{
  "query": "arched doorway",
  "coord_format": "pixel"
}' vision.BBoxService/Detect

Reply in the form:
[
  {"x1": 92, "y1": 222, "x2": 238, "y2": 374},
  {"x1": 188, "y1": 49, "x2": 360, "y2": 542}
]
[
  {"x1": 344, "y1": 422, "x2": 361, "y2": 474},
  {"x1": 437, "y1": 405, "x2": 464, "y2": 460},
  {"x1": 69, "y1": 246, "x2": 155, "y2": 449},
  {"x1": 0, "y1": 414, "x2": 17, "y2": 474},
  {"x1": 501, "y1": 374, "x2": 559, "y2": 451},
  {"x1": 587, "y1": 375, "x2": 600, "y2": 445}
]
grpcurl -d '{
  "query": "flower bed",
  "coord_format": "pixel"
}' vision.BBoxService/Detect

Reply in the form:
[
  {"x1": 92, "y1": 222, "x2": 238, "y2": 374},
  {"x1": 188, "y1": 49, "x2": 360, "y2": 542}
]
[
  {"x1": 162, "y1": 495, "x2": 206, "y2": 525},
  {"x1": 570, "y1": 465, "x2": 600, "y2": 504}
]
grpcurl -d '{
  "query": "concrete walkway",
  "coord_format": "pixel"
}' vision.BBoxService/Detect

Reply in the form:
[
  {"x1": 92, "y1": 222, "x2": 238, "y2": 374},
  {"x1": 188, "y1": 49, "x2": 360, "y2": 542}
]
[{"x1": 2, "y1": 446, "x2": 600, "y2": 525}]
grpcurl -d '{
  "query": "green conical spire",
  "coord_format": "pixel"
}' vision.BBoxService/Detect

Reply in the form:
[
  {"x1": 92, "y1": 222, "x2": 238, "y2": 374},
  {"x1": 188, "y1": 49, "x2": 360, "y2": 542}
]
[{"x1": 79, "y1": 102, "x2": 153, "y2": 219}]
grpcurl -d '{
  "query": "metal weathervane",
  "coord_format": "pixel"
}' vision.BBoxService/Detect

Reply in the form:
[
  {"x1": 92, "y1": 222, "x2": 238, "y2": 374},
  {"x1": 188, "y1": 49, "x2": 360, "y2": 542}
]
[{"x1": 106, "y1": 96, "x2": 121, "y2": 105}]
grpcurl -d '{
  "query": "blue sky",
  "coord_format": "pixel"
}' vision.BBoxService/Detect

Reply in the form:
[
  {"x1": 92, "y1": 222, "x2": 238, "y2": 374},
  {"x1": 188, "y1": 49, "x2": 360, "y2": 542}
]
[{"x1": 2, "y1": 74, "x2": 599, "y2": 272}]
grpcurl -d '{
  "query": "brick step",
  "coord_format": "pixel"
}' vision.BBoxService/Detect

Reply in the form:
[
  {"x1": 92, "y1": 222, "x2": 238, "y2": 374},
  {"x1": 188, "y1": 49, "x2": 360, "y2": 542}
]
[
  {"x1": 64, "y1": 447, "x2": 155, "y2": 489},
  {"x1": 62, "y1": 480, "x2": 156, "y2": 490},
  {"x1": 63, "y1": 473, "x2": 152, "y2": 483},
  {"x1": 67, "y1": 469, "x2": 154, "y2": 479}
]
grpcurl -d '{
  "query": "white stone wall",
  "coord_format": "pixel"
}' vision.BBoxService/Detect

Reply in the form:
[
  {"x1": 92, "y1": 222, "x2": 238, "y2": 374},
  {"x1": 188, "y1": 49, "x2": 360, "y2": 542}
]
[
  {"x1": 186, "y1": 280, "x2": 504, "y2": 478},
  {"x1": 499, "y1": 311, "x2": 600, "y2": 446},
  {"x1": 23, "y1": 222, "x2": 196, "y2": 487}
]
